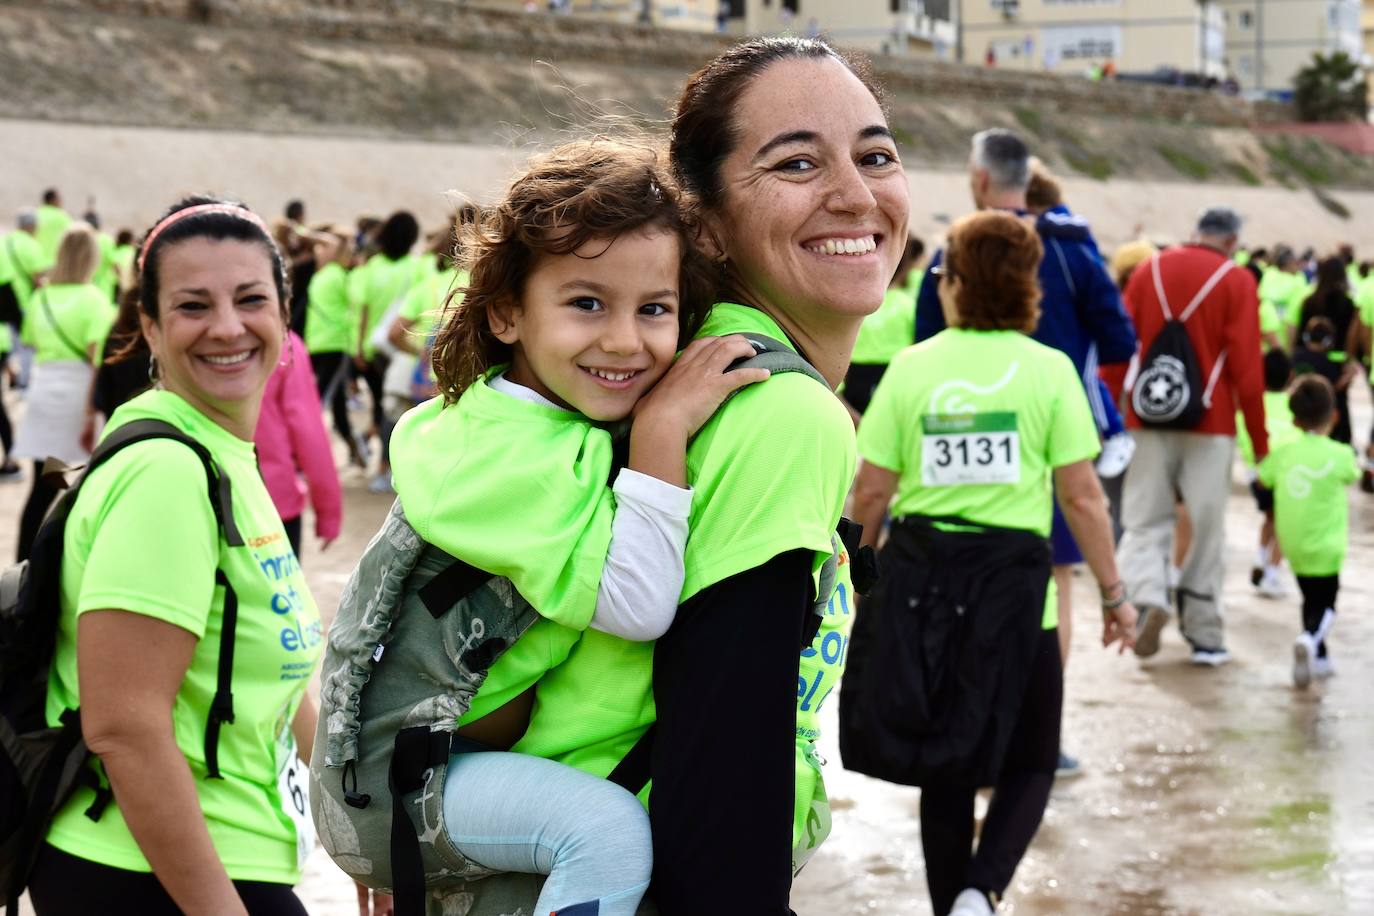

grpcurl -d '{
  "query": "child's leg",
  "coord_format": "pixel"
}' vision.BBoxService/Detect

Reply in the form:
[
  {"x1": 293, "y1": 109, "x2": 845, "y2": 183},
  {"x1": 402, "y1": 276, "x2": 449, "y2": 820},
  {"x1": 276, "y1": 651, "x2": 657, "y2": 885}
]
[
  {"x1": 1295, "y1": 575, "x2": 1339, "y2": 656},
  {"x1": 442, "y1": 751, "x2": 651, "y2": 916}
]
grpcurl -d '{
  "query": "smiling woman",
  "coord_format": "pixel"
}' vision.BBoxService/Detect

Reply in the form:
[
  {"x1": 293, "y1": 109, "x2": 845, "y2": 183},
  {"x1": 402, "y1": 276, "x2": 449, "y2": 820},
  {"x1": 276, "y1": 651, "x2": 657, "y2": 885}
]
[
  {"x1": 24, "y1": 196, "x2": 329, "y2": 916},
  {"x1": 493, "y1": 37, "x2": 911, "y2": 916}
]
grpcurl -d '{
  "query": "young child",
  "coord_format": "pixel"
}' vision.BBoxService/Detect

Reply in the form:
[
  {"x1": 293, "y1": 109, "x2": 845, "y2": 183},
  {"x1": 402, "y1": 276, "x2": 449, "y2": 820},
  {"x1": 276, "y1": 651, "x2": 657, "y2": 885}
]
[
  {"x1": 1257, "y1": 375, "x2": 1360, "y2": 688},
  {"x1": 382, "y1": 139, "x2": 767, "y2": 914},
  {"x1": 1238, "y1": 348, "x2": 1299, "y2": 597}
]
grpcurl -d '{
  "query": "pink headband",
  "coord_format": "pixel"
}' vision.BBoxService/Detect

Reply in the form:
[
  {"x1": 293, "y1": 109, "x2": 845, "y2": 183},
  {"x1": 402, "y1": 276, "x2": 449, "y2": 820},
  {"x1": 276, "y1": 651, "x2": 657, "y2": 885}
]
[{"x1": 137, "y1": 203, "x2": 271, "y2": 273}]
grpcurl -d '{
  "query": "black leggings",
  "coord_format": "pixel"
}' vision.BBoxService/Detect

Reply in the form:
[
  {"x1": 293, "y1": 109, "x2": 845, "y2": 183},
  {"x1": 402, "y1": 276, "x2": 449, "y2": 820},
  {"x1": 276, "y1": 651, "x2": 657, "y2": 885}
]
[
  {"x1": 0, "y1": 350, "x2": 13, "y2": 458},
  {"x1": 28, "y1": 843, "x2": 307, "y2": 915},
  {"x1": 1296, "y1": 574, "x2": 1338, "y2": 658},
  {"x1": 919, "y1": 627, "x2": 1062, "y2": 915},
  {"x1": 17, "y1": 460, "x2": 59, "y2": 561},
  {"x1": 309, "y1": 351, "x2": 354, "y2": 447}
]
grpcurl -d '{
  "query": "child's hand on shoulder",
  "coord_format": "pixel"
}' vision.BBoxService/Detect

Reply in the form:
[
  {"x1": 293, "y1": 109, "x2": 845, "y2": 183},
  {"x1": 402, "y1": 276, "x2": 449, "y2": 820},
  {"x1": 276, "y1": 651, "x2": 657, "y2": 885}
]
[{"x1": 634, "y1": 335, "x2": 771, "y2": 440}]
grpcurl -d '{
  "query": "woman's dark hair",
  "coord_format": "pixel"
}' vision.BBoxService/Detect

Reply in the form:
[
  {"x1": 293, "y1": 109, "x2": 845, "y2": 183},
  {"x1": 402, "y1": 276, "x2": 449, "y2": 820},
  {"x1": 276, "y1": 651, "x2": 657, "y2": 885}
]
[
  {"x1": 1301, "y1": 257, "x2": 1349, "y2": 318},
  {"x1": 943, "y1": 210, "x2": 1043, "y2": 333},
  {"x1": 430, "y1": 138, "x2": 717, "y2": 404},
  {"x1": 1262, "y1": 347, "x2": 1292, "y2": 392},
  {"x1": 134, "y1": 194, "x2": 288, "y2": 324},
  {"x1": 670, "y1": 37, "x2": 884, "y2": 213},
  {"x1": 1289, "y1": 374, "x2": 1334, "y2": 431},
  {"x1": 115, "y1": 228, "x2": 134, "y2": 247},
  {"x1": 376, "y1": 210, "x2": 420, "y2": 261},
  {"x1": 104, "y1": 285, "x2": 152, "y2": 367}
]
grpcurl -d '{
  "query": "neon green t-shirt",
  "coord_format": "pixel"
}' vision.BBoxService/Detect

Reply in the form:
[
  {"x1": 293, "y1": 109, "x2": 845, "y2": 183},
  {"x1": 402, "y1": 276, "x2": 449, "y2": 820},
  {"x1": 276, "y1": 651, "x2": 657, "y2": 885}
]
[
  {"x1": 45, "y1": 389, "x2": 322, "y2": 884},
  {"x1": 388, "y1": 375, "x2": 611, "y2": 724},
  {"x1": 1257, "y1": 432, "x2": 1359, "y2": 576},
  {"x1": 35, "y1": 204, "x2": 71, "y2": 263},
  {"x1": 1, "y1": 230, "x2": 47, "y2": 310},
  {"x1": 858, "y1": 329, "x2": 1101, "y2": 629},
  {"x1": 91, "y1": 233, "x2": 119, "y2": 302},
  {"x1": 1258, "y1": 299, "x2": 1282, "y2": 346},
  {"x1": 851, "y1": 285, "x2": 916, "y2": 365},
  {"x1": 515, "y1": 303, "x2": 857, "y2": 861},
  {"x1": 304, "y1": 262, "x2": 357, "y2": 355},
  {"x1": 1258, "y1": 268, "x2": 1308, "y2": 323},
  {"x1": 1236, "y1": 391, "x2": 1298, "y2": 470},
  {"x1": 21, "y1": 283, "x2": 114, "y2": 363},
  {"x1": 356, "y1": 253, "x2": 426, "y2": 359}
]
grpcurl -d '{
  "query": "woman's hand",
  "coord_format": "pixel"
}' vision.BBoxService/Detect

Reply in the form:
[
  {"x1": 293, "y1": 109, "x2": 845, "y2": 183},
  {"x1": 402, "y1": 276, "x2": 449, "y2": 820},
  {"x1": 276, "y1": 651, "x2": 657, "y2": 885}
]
[
  {"x1": 1101, "y1": 600, "x2": 1138, "y2": 655},
  {"x1": 356, "y1": 882, "x2": 394, "y2": 916},
  {"x1": 628, "y1": 335, "x2": 770, "y2": 487}
]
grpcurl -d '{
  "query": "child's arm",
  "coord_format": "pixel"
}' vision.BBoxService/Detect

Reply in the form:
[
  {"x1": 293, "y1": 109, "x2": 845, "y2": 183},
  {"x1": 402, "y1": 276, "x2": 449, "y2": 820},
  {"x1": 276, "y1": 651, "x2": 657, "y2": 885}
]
[{"x1": 590, "y1": 336, "x2": 769, "y2": 642}]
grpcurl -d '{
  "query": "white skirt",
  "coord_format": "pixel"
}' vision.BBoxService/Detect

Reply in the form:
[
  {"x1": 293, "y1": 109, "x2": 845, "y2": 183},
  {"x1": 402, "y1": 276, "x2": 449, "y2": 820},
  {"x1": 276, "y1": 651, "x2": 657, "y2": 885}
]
[{"x1": 12, "y1": 359, "x2": 94, "y2": 465}]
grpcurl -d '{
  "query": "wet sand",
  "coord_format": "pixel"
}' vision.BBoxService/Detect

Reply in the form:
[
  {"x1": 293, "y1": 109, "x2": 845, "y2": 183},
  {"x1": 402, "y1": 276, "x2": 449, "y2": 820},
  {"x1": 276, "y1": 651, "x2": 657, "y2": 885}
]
[{"x1": 10, "y1": 384, "x2": 1372, "y2": 915}]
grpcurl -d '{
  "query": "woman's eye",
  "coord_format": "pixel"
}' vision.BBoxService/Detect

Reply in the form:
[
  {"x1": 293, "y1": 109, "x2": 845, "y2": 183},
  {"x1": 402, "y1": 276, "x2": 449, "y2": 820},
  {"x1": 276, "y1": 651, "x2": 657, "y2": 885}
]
[
  {"x1": 777, "y1": 158, "x2": 816, "y2": 173},
  {"x1": 174, "y1": 300, "x2": 208, "y2": 312},
  {"x1": 861, "y1": 150, "x2": 897, "y2": 168},
  {"x1": 238, "y1": 294, "x2": 270, "y2": 308},
  {"x1": 570, "y1": 297, "x2": 603, "y2": 312},
  {"x1": 640, "y1": 302, "x2": 672, "y2": 317}
]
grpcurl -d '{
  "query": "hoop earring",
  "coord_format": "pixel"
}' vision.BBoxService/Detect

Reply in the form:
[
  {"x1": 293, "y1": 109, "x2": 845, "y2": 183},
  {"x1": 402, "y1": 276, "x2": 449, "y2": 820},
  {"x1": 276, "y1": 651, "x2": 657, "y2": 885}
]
[{"x1": 148, "y1": 354, "x2": 160, "y2": 385}]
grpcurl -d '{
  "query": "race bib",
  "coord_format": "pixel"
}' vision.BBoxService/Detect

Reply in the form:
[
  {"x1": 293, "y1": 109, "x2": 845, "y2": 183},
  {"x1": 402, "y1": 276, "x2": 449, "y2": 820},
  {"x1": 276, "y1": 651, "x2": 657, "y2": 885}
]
[
  {"x1": 921, "y1": 412, "x2": 1020, "y2": 487},
  {"x1": 277, "y1": 736, "x2": 316, "y2": 871}
]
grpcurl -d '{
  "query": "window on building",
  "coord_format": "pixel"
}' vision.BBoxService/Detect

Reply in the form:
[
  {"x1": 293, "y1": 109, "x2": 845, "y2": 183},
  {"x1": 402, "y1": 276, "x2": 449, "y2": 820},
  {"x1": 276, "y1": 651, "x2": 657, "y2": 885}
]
[
  {"x1": 891, "y1": 0, "x2": 904, "y2": 12},
  {"x1": 782, "y1": 0, "x2": 798, "y2": 11},
  {"x1": 1239, "y1": 10, "x2": 1252, "y2": 27},
  {"x1": 1238, "y1": 55, "x2": 1252, "y2": 75}
]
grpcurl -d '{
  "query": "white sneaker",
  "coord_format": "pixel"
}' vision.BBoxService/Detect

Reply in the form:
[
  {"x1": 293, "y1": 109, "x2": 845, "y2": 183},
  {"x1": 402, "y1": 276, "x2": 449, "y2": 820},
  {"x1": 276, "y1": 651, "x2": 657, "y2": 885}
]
[
  {"x1": 1256, "y1": 567, "x2": 1288, "y2": 599},
  {"x1": 1292, "y1": 633, "x2": 1315, "y2": 688},
  {"x1": 1190, "y1": 648, "x2": 1231, "y2": 667},
  {"x1": 1096, "y1": 432, "x2": 1136, "y2": 478},
  {"x1": 1313, "y1": 654, "x2": 1336, "y2": 680},
  {"x1": 950, "y1": 888, "x2": 995, "y2": 916}
]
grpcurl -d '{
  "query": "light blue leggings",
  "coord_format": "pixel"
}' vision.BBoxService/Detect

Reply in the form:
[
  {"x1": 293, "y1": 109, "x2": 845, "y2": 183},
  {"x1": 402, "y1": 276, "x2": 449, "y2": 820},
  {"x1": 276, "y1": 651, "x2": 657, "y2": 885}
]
[{"x1": 442, "y1": 751, "x2": 651, "y2": 916}]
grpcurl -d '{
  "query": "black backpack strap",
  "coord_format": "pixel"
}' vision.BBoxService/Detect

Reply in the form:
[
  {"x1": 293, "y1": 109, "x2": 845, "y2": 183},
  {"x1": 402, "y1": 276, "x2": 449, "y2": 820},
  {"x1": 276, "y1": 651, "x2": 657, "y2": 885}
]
[
  {"x1": 84, "y1": 419, "x2": 244, "y2": 547},
  {"x1": 204, "y1": 570, "x2": 238, "y2": 780},
  {"x1": 80, "y1": 420, "x2": 245, "y2": 779},
  {"x1": 417, "y1": 556, "x2": 493, "y2": 620}
]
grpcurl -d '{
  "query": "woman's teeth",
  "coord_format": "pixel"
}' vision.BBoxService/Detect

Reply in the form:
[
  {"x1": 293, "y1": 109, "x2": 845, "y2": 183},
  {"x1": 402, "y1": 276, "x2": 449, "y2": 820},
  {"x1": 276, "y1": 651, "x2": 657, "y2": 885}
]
[
  {"x1": 202, "y1": 351, "x2": 254, "y2": 366},
  {"x1": 805, "y1": 236, "x2": 877, "y2": 256},
  {"x1": 586, "y1": 368, "x2": 637, "y2": 382}
]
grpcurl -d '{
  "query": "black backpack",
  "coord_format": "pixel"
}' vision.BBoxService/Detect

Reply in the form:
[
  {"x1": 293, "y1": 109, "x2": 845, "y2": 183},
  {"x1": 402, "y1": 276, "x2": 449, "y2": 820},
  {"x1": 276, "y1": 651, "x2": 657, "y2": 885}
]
[
  {"x1": 0, "y1": 419, "x2": 243, "y2": 909},
  {"x1": 1130, "y1": 254, "x2": 1234, "y2": 429}
]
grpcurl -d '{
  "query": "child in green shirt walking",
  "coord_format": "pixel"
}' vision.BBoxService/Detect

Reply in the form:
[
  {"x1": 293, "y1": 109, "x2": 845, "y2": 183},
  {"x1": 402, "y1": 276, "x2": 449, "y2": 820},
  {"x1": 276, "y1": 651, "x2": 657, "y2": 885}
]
[{"x1": 1257, "y1": 375, "x2": 1361, "y2": 688}]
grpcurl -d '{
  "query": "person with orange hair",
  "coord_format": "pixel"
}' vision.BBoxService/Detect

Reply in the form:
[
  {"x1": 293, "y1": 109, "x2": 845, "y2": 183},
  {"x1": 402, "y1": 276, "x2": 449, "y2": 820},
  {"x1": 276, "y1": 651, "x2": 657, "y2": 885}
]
[{"x1": 848, "y1": 210, "x2": 1136, "y2": 916}]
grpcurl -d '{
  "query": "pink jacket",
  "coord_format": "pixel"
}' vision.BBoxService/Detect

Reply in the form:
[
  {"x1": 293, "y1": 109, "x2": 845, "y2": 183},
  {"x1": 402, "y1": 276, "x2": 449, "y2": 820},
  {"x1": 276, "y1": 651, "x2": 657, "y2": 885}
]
[{"x1": 255, "y1": 332, "x2": 343, "y2": 540}]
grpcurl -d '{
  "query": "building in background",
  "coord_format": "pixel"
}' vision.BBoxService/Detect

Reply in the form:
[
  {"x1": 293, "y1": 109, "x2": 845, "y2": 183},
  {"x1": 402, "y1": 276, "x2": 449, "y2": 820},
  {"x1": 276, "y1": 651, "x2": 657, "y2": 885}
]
[
  {"x1": 1362, "y1": 0, "x2": 1374, "y2": 108},
  {"x1": 722, "y1": 0, "x2": 953, "y2": 54},
  {"x1": 955, "y1": 0, "x2": 1225, "y2": 77},
  {"x1": 1217, "y1": 0, "x2": 1363, "y2": 93}
]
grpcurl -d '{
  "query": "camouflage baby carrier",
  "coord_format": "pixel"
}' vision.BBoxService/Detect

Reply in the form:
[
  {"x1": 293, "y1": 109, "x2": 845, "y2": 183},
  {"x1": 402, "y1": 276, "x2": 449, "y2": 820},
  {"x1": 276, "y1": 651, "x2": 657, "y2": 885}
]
[{"x1": 310, "y1": 335, "x2": 857, "y2": 916}]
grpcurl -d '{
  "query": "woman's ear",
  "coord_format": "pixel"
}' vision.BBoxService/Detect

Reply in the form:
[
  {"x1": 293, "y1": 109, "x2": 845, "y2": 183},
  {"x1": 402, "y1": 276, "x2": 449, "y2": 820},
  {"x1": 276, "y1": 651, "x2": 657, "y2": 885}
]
[
  {"x1": 488, "y1": 298, "x2": 520, "y2": 345},
  {"x1": 138, "y1": 312, "x2": 161, "y2": 357},
  {"x1": 695, "y1": 216, "x2": 729, "y2": 265}
]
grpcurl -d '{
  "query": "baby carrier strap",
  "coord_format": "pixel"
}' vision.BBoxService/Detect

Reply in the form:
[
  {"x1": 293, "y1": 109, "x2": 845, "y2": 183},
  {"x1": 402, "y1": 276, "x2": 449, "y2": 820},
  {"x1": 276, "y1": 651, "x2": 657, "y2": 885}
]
[{"x1": 312, "y1": 499, "x2": 542, "y2": 914}]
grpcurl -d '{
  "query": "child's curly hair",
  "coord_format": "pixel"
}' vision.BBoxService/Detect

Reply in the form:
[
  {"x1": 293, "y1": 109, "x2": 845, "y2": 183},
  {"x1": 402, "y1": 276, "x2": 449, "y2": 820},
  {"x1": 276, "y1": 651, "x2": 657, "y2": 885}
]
[{"x1": 431, "y1": 138, "x2": 718, "y2": 404}]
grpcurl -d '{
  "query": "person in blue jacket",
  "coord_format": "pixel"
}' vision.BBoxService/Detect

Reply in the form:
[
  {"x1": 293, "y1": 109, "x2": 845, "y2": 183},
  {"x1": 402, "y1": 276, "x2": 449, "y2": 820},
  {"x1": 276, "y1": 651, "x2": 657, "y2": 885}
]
[{"x1": 914, "y1": 128, "x2": 1137, "y2": 778}]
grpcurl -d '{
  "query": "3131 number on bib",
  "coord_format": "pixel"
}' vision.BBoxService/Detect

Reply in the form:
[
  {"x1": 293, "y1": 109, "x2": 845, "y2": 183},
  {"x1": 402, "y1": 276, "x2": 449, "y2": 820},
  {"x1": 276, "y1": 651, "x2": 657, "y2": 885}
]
[{"x1": 921, "y1": 412, "x2": 1021, "y2": 487}]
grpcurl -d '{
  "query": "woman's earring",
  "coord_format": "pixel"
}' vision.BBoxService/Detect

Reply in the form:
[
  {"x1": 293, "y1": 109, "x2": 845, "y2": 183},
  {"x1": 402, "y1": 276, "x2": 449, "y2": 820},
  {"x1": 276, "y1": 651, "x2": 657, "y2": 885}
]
[
  {"x1": 147, "y1": 354, "x2": 160, "y2": 385},
  {"x1": 278, "y1": 333, "x2": 293, "y2": 368}
]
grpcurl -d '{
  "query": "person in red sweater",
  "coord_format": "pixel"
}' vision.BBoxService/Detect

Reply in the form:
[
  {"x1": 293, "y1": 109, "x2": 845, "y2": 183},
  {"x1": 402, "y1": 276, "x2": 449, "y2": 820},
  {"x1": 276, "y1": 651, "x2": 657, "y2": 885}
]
[{"x1": 1118, "y1": 207, "x2": 1268, "y2": 666}]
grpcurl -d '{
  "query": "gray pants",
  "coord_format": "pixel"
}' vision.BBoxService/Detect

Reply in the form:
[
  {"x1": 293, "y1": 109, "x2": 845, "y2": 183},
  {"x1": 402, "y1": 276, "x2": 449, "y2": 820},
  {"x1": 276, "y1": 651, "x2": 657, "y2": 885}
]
[{"x1": 1117, "y1": 430, "x2": 1235, "y2": 652}]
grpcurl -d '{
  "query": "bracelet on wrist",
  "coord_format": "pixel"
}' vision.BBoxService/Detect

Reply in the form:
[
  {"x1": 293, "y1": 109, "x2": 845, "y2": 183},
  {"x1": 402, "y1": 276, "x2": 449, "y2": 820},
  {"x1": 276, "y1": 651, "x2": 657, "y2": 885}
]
[{"x1": 1101, "y1": 593, "x2": 1127, "y2": 611}]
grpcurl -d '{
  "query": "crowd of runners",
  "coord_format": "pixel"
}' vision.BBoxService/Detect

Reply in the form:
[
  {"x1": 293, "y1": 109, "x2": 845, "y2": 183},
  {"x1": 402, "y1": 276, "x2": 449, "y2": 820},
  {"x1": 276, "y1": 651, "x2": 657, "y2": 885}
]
[{"x1": 0, "y1": 34, "x2": 1369, "y2": 916}]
